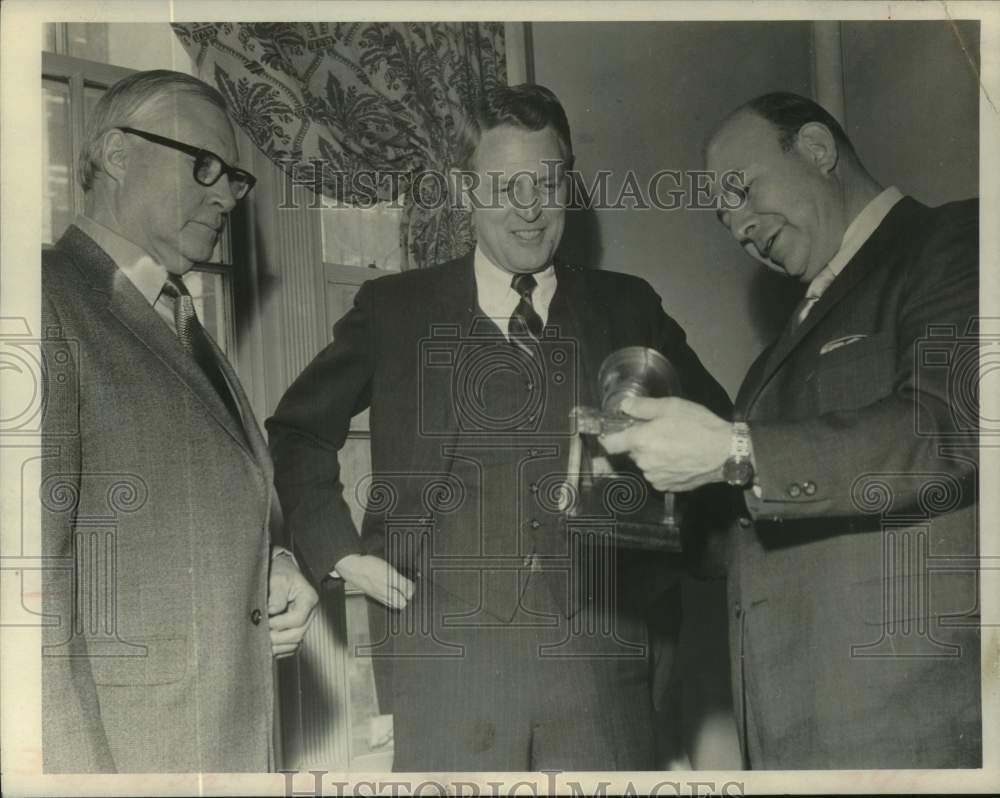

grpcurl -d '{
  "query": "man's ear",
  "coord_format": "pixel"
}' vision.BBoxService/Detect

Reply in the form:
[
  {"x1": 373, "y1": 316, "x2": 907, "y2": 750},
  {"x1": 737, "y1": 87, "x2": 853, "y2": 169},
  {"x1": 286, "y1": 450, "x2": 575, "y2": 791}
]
[
  {"x1": 794, "y1": 122, "x2": 839, "y2": 174},
  {"x1": 99, "y1": 129, "x2": 129, "y2": 183}
]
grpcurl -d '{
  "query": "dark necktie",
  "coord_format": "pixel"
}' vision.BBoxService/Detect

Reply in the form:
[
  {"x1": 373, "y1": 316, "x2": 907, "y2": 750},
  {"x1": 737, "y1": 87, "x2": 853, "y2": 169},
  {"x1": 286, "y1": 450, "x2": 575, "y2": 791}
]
[
  {"x1": 509, "y1": 273, "x2": 544, "y2": 354},
  {"x1": 161, "y1": 276, "x2": 242, "y2": 424}
]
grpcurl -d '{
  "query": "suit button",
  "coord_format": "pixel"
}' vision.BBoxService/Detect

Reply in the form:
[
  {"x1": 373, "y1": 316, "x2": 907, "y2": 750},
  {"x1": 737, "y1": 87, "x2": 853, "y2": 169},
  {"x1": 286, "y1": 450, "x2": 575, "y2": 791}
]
[
  {"x1": 787, "y1": 483, "x2": 802, "y2": 498},
  {"x1": 250, "y1": 608, "x2": 263, "y2": 625},
  {"x1": 803, "y1": 481, "x2": 817, "y2": 496},
  {"x1": 529, "y1": 519, "x2": 541, "y2": 529},
  {"x1": 737, "y1": 516, "x2": 752, "y2": 528}
]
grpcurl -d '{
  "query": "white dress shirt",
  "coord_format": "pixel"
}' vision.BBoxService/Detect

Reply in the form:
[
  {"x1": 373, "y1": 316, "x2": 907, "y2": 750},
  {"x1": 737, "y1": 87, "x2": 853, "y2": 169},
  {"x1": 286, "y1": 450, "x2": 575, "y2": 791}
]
[
  {"x1": 73, "y1": 215, "x2": 179, "y2": 333},
  {"x1": 796, "y1": 186, "x2": 904, "y2": 322},
  {"x1": 473, "y1": 245, "x2": 557, "y2": 338}
]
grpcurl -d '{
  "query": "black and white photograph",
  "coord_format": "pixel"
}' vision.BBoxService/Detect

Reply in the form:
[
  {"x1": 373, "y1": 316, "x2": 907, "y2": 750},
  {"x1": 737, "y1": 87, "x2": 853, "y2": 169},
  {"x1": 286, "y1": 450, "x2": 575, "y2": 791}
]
[{"x1": 1, "y1": 1, "x2": 997, "y2": 795}]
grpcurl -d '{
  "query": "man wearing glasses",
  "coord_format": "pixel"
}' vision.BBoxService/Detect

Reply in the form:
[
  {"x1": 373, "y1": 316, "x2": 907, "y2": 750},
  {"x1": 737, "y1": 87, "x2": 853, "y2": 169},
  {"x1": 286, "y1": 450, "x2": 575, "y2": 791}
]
[{"x1": 41, "y1": 69, "x2": 317, "y2": 773}]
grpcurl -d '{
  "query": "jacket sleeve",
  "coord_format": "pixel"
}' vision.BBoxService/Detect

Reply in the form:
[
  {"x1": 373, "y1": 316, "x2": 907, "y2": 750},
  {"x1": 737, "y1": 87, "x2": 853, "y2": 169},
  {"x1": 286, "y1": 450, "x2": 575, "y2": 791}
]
[
  {"x1": 745, "y1": 204, "x2": 979, "y2": 522},
  {"x1": 40, "y1": 290, "x2": 116, "y2": 773},
  {"x1": 266, "y1": 280, "x2": 378, "y2": 583}
]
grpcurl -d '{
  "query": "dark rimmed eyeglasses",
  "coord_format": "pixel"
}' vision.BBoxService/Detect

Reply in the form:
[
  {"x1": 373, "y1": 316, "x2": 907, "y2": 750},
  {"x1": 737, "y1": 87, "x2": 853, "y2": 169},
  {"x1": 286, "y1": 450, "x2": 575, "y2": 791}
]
[{"x1": 119, "y1": 127, "x2": 257, "y2": 200}]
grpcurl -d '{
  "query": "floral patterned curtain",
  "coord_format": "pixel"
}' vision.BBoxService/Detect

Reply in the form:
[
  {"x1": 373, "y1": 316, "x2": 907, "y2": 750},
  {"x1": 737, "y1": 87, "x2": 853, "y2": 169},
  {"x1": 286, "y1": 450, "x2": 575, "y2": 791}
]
[{"x1": 171, "y1": 22, "x2": 506, "y2": 269}]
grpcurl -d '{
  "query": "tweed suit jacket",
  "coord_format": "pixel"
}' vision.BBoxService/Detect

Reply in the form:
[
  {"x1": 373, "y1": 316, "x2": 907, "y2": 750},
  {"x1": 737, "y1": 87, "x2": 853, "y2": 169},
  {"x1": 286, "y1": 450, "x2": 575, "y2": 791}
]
[
  {"x1": 41, "y1": 225, "x2": 278, "y2": 773},
  {"x1": 729, "y1": 197, "x2": 981, "y2": 768}
]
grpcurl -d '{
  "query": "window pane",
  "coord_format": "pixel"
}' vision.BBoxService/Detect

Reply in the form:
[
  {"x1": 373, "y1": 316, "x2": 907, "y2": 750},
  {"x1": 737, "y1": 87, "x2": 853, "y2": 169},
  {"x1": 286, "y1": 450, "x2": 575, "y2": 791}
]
[
  {"x1": 43, "y1": 79, "x2": 73, "y2": 245},
  {"x1": 181, "y1": 270, "x2": 229, "y2": 354},
  {"x1": 319, "y1": 199, "x2": 405, "y2": 272},
  {"x1": 43, "y1": 23, "x2": 60, "y2": 53},
  {"x1": 64, "y1": 23, "x2": 110, "y2": 63}
]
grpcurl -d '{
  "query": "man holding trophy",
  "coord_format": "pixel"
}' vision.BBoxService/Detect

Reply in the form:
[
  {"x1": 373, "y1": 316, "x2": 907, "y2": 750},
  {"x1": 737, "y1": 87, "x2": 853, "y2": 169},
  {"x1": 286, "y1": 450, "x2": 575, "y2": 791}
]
[{"x1": 603, "y1": 93, "x2": 980, "y2": 769}]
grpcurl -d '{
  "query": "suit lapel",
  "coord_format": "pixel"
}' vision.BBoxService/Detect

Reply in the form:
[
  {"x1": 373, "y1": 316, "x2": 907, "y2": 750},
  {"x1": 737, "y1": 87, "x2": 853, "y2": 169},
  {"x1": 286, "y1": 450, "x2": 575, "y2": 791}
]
[
  {"x1": 406, "y1": 254, "x2": 478, "y2": 475},
  {"x1": 741, "y1": 198, "x2": 921, "y2": 413},
  {"x1": 207, "y1": 330, "x2": 271, "y2": 474},
  {"x1": 549, "y1": 266, "x2": 605, "y2": 411},
  {"x1": 60, "y1": 225, "x2": 256, "y2": 458}
]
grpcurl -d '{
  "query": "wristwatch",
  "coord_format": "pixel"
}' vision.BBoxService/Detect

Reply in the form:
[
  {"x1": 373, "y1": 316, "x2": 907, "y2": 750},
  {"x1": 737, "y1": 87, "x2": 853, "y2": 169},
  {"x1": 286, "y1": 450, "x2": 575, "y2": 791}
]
[{"x1": 722, "y1": 421, "x2": 755, "y2": 487}]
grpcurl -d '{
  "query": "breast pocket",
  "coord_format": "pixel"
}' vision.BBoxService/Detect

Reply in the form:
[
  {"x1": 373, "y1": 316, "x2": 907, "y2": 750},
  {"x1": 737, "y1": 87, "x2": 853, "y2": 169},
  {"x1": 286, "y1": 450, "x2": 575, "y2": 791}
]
[
  {"x1": 814, "y1": 332, "x2": 896, "y2": 415},
  {"x1": 88, "y1": 636, "x2": 188, "y2": 686}
]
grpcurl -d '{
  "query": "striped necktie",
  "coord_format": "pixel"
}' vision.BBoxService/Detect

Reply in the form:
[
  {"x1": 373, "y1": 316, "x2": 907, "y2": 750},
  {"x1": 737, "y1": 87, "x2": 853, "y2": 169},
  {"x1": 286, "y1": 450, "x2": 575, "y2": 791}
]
[
  {"x1": 794, "y1": 264, "x2": 839, "y2": 326},
  {"x1": 509, "y1": 272, "x2": 544, "y2": 354},
  {"x1": 160, "y1": 276, "x2": 242, "y2": 424}
]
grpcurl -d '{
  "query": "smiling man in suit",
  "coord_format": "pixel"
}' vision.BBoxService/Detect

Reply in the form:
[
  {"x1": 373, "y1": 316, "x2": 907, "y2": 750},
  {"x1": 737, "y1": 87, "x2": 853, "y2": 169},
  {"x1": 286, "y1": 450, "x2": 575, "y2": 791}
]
[
  {"x1": 267, "y1": 83, "x2": 732, "y2": 771},
  {"x1": 41, "y1": 69, "x2": 317, "y2": 772},
  {"x1": 603, "y1": 92, "x2": 980, "y2": 769}
]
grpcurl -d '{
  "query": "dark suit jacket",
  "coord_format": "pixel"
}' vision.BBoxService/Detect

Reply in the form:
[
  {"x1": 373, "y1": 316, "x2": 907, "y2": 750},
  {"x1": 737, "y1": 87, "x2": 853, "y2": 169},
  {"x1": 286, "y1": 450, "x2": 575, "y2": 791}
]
[
  {"x1": 41, "y1": 225, "x2": 278, "y2": 772},
  {"x1": 268, "y1": 253, "x2": 731, "y2": 601},
  {"x1": 730, "y1": 197, "x2": 981, "y2": 768},
  {"x1": 267, "y1": 253, "x2": 731, "y2": 765}
]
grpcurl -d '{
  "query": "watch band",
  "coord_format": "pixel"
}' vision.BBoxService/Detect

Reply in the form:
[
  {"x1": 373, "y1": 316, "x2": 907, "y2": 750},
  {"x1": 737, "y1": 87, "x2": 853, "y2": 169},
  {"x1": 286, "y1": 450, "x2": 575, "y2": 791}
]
[
  {"x1": 723, "y1": 422, "x2": 755, "y2": 487},
  {"x1": 730, "y1": 421, "x2": 751, "y2": 459}
]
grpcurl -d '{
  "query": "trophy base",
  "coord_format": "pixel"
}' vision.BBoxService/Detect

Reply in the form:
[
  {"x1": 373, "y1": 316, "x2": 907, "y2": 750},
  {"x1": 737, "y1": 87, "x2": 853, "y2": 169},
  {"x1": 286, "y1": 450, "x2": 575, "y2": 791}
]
[{"x1": 565, "y1": 474, "x2": 684, "y2": 553}]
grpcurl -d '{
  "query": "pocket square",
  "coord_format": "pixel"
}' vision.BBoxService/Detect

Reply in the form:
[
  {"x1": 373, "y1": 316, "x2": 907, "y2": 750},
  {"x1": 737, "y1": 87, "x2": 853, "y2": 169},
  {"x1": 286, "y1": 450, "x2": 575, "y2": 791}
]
[{"x1": 820, "y1": 334, "x2": 868, "y2": 355}]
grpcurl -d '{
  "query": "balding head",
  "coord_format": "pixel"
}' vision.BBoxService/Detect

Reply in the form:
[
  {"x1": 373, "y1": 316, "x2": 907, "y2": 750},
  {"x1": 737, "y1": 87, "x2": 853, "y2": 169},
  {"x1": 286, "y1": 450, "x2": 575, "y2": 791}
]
[{"x1": 704, "y1": 94, "x2": 881, "y2": 282}]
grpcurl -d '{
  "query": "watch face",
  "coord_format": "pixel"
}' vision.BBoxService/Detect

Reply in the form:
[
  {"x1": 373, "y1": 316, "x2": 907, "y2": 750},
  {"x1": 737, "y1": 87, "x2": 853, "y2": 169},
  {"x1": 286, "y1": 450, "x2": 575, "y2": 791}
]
[{"x1": 723, "y1": 458, "x2": 754, "y2": 486}]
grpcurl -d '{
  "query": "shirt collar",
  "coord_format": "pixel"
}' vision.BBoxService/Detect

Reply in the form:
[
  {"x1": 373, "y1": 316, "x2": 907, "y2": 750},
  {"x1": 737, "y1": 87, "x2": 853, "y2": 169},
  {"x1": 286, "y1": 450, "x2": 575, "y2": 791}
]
[
  {"x1": 472, "y1": 245, "x2": 556, "y2": 320},
  {"x1": 821, "y1": 186, "x2": 904, "y2": 283},
  {"x1": 74, "y1": 215, "x2": 169, "y2": 306},
  {"x1": 802, "y1": 186, "x2": 903, "y2": 303}
]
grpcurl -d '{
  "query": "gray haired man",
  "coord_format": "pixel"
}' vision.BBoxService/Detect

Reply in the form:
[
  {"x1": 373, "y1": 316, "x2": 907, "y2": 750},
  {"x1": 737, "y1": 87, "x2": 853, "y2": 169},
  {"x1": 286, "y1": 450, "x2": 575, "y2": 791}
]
[{"x1": 42, "y1": 69, "x2": 317, "y2": 773}]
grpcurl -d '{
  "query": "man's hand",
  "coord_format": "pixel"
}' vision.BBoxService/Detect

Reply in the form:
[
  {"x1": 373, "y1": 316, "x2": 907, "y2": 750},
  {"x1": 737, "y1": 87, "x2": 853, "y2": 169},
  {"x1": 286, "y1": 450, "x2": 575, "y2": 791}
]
[
  {"x1": 334, "y1": 554, "x2": 414, "y2": 611},
  {"x1": 601, "y1": 396, "x2": 732, "y2": 492},
  {"x1": 268, "y1": 551, "x2": 319, "y2": 658}
]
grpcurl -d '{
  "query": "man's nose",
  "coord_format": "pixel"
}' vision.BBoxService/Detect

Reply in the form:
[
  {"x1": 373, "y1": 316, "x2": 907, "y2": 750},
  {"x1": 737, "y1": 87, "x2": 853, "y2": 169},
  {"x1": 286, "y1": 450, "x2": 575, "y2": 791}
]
[
  {"x1": 515, "y1": 199, "x2": 542, "y2": 223},
  {"x1": 511, "y1": 185, "x2": 543, "y2": 221},
  {"x1": 730, "y1": 205, "x2": 758, "y2": 244},
  {"x1": 209, "y1": 174, "x2": 239, "y2": 212}
]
